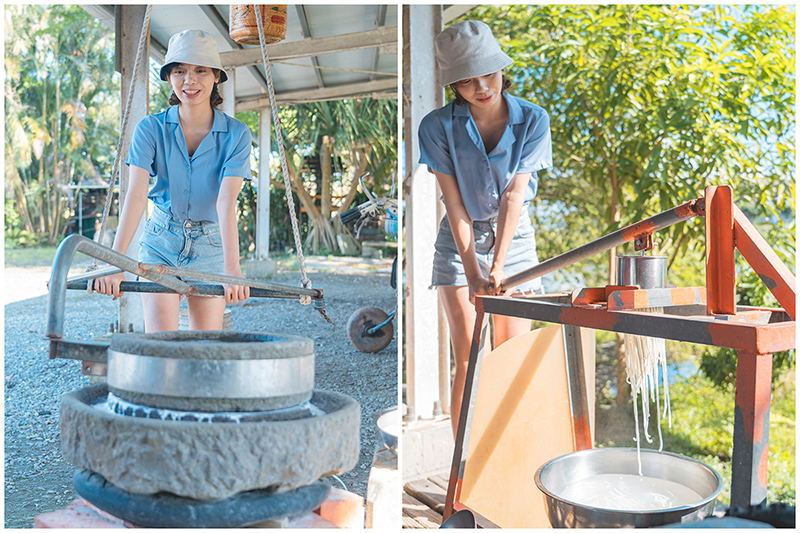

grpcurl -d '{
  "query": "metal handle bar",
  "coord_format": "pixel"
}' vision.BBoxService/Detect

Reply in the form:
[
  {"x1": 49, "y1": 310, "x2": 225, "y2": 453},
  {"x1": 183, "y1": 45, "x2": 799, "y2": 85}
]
[
  {"x1": 65, "y1": 263, "x2": 321, "y2": 299},
  {"x1": 499, "y1": 197, "x2": 705, "y2": 292},
  {"x1": 66, "y1": 280, "x2": 299, "y2": 299},
  {"x1": 47, "y1": 235, "x2": 325, "y2": 341}
]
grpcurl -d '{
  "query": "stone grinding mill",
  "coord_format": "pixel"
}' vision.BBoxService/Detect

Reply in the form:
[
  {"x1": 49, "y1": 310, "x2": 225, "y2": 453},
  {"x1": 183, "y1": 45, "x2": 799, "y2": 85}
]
[
  {"x1": 41, "y1": 6, "x2": 366, "y2": 526},
  {"x1": 46, "y1": 235, "x2": 361, "y2": 528}
]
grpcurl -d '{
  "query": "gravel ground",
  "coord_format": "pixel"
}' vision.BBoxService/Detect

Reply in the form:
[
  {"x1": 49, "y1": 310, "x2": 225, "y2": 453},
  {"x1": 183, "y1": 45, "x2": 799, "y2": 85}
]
[{"x1": 4, "y1": 256, "x2": 397, "y2": 528}]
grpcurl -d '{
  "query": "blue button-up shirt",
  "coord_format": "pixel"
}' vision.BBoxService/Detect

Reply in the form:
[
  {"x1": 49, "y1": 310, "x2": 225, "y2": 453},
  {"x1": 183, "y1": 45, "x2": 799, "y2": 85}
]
[
  {"x1": 126, "y1": 105, "x2": 252, "y2": 223},
  {"x1": 418, "y1": 93, "x2": 552, "y2": 221}
]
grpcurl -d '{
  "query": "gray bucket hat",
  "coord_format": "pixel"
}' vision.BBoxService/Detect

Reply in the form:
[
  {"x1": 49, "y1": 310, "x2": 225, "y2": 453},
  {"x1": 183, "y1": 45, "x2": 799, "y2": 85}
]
[
  {"x1": 159, "y1": 29, "x2": 228, "y2": 83},
  {"x1": 435, "y1": 20, "x2": 513, "y2": 87}
]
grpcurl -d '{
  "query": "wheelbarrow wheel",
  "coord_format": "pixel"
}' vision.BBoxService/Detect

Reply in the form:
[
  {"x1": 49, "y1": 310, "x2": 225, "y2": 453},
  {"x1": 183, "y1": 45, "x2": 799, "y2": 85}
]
[{"x1": 347, "y1": 307, "x2": 393, "y2": 353}]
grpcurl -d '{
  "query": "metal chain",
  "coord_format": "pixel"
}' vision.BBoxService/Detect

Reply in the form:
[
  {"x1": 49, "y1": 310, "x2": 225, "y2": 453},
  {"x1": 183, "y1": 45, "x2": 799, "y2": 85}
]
[
  {"x1": 255, "y1": 7, "x2": 312, "y2": 304},
  {"x1": 91, "y1": 4, "x2": 153, "y2": 275}
]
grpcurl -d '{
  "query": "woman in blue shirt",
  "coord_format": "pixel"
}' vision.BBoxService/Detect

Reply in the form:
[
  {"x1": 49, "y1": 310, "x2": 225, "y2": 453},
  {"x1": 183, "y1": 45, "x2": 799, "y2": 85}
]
[
  {"x1": 95, "y1": 29, "x2": 250, "y2": 331},
  {"x1": 418, "y1": 21, "x2": 552, "y2": 435}
]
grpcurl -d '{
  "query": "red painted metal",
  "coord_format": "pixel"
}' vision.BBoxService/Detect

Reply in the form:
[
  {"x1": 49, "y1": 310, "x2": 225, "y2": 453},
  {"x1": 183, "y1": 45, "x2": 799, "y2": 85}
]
[
  {"x1": 571, "y1": 286, "x2": 636, "y2": 307},
  {"x1": 731, "y1": 350, "x2": 773, "y2": 508},
  {"x1": 705, "y1": 186, "x2": 736, "y2": 315},
  {"x1": 605, "y1": 287, "x2": 707, "y2": 310},
  {"x1": 733, "y1": 205, "x2": 796, "y2": 320},
  {"x1": 573, "y1": 414, "x2": 593, "y2": 451},
  {"x1": 480, "y1": 295, "x2": 795, "y2": 355}
]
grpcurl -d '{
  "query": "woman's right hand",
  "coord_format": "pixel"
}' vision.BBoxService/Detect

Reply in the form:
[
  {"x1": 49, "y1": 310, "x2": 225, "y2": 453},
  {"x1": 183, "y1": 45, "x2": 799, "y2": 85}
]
[
  {"x1": 468, "y1": 275, "x2": 496, "y2": 305},
  {"x1": 93, "y1": 272, "x2": 126, "y2": 299}
]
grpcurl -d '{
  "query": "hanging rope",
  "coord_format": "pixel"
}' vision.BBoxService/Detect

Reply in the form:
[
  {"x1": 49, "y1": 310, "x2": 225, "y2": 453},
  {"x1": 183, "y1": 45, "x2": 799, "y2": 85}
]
[
  {"x1": 255, "y1": 7, "x2": 312, "y2": 305},
  {"x1": 90, "y1": 4, "x2": 154, "y2": 277}
]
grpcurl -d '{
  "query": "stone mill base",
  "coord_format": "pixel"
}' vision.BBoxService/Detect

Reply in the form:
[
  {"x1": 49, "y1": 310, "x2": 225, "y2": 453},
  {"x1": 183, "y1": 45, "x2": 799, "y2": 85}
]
[
  {"x1": 34, "y1": 486, "x2": 366, "y2": 528},
  {"x1": 60, "y1": 384, "x2": 360, "y2": 499}
]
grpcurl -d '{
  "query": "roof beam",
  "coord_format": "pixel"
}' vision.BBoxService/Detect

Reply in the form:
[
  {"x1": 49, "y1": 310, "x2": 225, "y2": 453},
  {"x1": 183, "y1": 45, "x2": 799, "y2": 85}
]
[
  {"x1": 294, "y1": 5, "x2": 324, "y2": 89},
  {"x1": 220, "y1": 26, "x2": 397, "y2": 69},
  {"x1": 199, "y1": 5, "x2": 269, "y2": 91},
  {"x1": 235, "y1": 78, "x2": 397, "y2": 111},
  {"x1": 443, "y1": 5, "x2": 479, "y2": 24},
  {"x1": 370, "y1": 5, "x2": 388, "y2": 82}
]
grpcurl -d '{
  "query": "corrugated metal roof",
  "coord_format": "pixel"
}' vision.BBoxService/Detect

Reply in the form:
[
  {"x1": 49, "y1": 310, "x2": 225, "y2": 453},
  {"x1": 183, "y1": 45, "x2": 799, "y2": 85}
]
[{"x1": 82, "y1": 5, "x2": 398, "y2": 110}]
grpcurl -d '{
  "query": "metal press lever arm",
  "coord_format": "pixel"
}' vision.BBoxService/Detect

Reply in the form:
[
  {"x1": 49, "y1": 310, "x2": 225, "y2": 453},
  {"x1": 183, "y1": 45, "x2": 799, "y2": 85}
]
[{"x1": 499, "y1": 197, "x2": 705, "y2": 293}]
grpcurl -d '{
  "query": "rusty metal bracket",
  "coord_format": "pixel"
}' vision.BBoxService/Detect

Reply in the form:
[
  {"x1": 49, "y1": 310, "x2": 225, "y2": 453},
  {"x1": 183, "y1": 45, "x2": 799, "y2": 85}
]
[
  {"x1": 81, "y1": 361, "x2": 108, "y2": 376},
  {"x1": 633, "y1": 232, "x2": 654, "y2": 252},
  {"x1": 49, "y1": 338, "x2": 109, "y2": 362}
]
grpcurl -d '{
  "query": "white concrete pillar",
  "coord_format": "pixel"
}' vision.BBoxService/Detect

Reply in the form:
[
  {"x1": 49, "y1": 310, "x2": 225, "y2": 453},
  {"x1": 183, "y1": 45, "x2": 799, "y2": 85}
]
[
  {"x1": 117, "y1": 5, "x2": 149, "y2": 333},
  {"x1": 403, "y1": 5, "x2": 445, "y2": 421},
  {"x1": 256, "y1": 108, "x2": 271, "y2": 260},
  {"x1": 244, "y1": 107, "x2": 278, "y2": 278}
]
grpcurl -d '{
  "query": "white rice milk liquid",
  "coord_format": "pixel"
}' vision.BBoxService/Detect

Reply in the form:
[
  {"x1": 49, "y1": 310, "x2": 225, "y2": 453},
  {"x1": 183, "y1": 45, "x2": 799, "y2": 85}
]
[{"x1": 560, "y1": 473, "x2": 703, "y2": 511}]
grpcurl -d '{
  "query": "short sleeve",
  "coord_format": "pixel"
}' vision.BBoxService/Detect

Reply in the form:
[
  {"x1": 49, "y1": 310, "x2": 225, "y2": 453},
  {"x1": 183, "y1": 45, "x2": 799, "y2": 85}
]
[
  {"x1": 125, "y1": 118, "x2": 157, "y2": 175},
  {"x1": 418, "y1": 111, "x2": 456, "y2": 177},
  {"x1": 517, "y1": 110, "x2": 552, "y2": 174},
  {"x1": 222, "y1": 122, "x2": 252, "y2": 182}
]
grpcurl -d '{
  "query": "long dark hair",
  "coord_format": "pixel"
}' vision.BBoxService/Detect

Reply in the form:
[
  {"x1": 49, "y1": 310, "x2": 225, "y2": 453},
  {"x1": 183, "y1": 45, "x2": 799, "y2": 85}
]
[
  {"x1": 165, "y1": 65, "x2": 224, "y2": 108},
  {"x1": 449, "y1": 74, "x2": 512, "y2": 106}
]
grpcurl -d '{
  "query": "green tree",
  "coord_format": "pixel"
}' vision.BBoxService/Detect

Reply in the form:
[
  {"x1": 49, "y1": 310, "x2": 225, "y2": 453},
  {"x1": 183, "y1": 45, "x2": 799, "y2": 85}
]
[
  {"x1": 5, "y1": 5, "x2": 119, "y2": 245},
  {"x1": 464, "y1": 4, "x2": 795, "y2": 399},
  {"x1": 273, "y1": 98, "x2": 397, "y2": 254}
]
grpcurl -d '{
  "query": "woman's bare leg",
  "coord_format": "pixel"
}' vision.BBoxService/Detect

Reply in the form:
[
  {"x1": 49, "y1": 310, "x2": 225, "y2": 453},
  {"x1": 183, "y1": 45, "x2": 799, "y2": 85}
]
[
  {"x1": 492, "y1": 314, "x2": 531, "y2": 347},
  {"x1": 141, "y1": 293, "x2": 181, "y2": 332},
  {"x1": 439, "y1": 285, "x2": 481, "y2": 437},
  {"x1": 187, "y1": 295, "x2": 226, "y2": 330}
]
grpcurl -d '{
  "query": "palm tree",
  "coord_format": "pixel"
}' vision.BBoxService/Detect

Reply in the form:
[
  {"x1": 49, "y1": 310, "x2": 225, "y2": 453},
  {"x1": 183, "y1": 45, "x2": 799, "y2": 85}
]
[{"x1": 275, "y1": 97, "x2": 397, "y2": 253}]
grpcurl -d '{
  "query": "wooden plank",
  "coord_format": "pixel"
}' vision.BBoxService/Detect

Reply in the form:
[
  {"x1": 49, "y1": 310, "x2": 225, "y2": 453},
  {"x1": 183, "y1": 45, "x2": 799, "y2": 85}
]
[
  {"x1": 235, "y1": 78, "x2": 398, "y2": 111},
  {"x1": 402, "y1": 516, "x2": 426, "y2": 529},
  {"x1": 429, "y1": 473, "x2": 450, "y2": 491},
  {"x1": 403, "y1": 492, "x2": 442, "y2": 529},
  {"x1": 458, "y1": 326, "x2": 575, "y2": 528},
  {"x1": 405, "y1": 478, "x2": 446, "y2": 514}
]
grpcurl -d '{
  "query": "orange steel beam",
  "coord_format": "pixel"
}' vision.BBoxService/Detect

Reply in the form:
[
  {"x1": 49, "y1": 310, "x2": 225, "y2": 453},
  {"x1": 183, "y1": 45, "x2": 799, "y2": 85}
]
[
  {"x1": 733, "y1": 205, "x2": 796, "y2": 320},
  {"x1": 705, "y1": 186, "x2": 736, "y2": 315},
  {"x1": 730, "y1": 350, "x2": 772, "y2": 508}
]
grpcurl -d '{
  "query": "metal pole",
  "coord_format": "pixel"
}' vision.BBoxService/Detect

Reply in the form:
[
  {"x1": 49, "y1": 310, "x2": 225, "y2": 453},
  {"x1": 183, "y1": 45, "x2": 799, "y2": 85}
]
[
  {"x1": 65, "y1": 281, "x2": 298, "y2": 299},
  {"x1": 136, "y1": 263, "x2": 321, "y2": 298},
  {"x1": 499, "y1": 198, "x2": 705, "y2": 292},
  {"x1": 67, "y1": 265, "x2": 322, "y2": 299},
  {"x1": 730, "y1": 349, "x2": 772, "y2": 509}
]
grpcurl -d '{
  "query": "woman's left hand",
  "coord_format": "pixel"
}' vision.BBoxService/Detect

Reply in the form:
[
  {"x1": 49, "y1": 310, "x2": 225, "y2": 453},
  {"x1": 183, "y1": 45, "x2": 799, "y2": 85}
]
[
  {"x1": 222, "y1": 265, "x2": 250, "y2": 304},
  {"x1": 488, "y1": 269, "x2": 511, "y2": 296}
]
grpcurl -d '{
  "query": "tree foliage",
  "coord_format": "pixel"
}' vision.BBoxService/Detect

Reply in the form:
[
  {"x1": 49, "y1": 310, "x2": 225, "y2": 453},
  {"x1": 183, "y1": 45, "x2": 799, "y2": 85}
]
[
  {"x1": 5, "y1": 5, "x2": 119, "y2": 246},
  {"x1": 468, "y1": 4, "x2": 794, "y2": 274},
  {"x1": 268, "y1": 98, "x2": 398, "y2": 254}
]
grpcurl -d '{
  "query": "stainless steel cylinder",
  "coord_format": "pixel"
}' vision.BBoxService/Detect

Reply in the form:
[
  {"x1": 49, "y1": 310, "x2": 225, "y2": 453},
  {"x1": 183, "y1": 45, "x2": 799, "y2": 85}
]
[
  {"x1": 616, "y1": 255, "x2": 668, "y2": 289},
  {"x1": 107, "y1": 331, "x2": 314, "y2": 412}
]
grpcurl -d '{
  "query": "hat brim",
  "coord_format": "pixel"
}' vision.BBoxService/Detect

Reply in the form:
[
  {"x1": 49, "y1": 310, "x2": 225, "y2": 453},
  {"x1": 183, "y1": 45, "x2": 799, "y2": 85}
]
[
  {"x1": 438, "y1": 52, "x2": 513, "y2": 87},
  {"x1": 160, "y1": 62, "x2": 228, "y2": 83}
]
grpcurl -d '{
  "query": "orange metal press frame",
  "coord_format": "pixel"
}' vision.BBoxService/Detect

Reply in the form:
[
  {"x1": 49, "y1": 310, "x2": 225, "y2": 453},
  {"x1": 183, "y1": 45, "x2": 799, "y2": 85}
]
[{"x1": 444, "y1": 186, "x2": 796, "y2": 523}]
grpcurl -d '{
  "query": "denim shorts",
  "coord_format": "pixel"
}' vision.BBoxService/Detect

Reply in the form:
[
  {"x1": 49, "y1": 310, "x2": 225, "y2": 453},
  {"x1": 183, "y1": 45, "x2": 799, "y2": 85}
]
[
  {"x1": 430, "y1": 212, "x2": 543, "y2": 294},
  {"x1": 138, "y1": 206, "x2": 224, "y2": 282}
]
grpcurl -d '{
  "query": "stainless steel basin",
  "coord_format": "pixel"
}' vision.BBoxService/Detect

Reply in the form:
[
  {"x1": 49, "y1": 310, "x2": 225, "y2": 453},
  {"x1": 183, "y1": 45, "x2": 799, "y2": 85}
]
[{"x1": 535, "y1": 448, "x2": 723, "y2": 528}]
